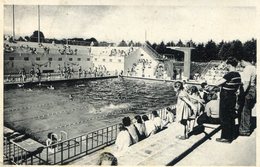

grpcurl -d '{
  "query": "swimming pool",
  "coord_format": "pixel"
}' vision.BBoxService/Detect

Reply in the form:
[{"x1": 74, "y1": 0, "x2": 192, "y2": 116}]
[{"x1": 4, "y1": 77, "x2": 177, "y2": 144}]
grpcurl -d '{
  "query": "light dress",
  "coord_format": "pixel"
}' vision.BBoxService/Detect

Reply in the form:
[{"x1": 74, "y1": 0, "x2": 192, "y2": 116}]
[{"x1": 176, "y1": 90, "x2": 192, "y2": 122}]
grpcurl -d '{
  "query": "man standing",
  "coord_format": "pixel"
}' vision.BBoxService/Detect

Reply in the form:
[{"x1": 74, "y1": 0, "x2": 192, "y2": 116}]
[
  {"x1": 238, "y1": 60, "x2": 256, "y2": 136},
  {"x1": 215, "y1": 57, "x2": 241, "y2": 143}
]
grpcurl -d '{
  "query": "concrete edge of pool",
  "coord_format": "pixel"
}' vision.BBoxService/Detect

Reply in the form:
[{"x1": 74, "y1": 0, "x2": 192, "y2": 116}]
[
  {"x1": 4, "y1": 123, "x2": 221, "y2": 165},
  {"x1": 68, "y1": 122, "x2": 221, "y2": 165}
]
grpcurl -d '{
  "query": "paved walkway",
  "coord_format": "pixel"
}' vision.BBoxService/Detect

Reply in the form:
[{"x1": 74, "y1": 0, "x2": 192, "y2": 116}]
[
  {"x1": 177, "y1": 108, "x2": 257, "y2": 166},
  {"x1": 71, "y1": 122, "x2": 221, "y2": 165}
]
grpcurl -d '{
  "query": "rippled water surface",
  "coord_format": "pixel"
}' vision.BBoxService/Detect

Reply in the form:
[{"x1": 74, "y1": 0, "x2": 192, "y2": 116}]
[{"x1": 4, "y1": 78, "x2": 177, "y2": 142}]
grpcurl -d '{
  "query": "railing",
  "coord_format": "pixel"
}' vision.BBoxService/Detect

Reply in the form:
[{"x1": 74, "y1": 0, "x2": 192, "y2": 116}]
[
  {"x1": 4, "y1": 105, "x2": 175, "y2": 165},
  {"x1": 142, "y1": 43, "x2": 162, "y2": 60},
  {"x1": 4, "y1": 137, "x2": 49, "y2": 165},
  {"x1": 4, "y1": 124, "x2": 120, "y2": 165}
]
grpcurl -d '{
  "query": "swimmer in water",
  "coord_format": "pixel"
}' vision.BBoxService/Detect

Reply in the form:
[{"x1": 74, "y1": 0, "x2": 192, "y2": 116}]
[
  {"x1": 18, "y1": 83, "x2": 24, "y2": 88},
  {"x1": 75, "y1": 84, "x2": 85, "y2": 88},
  {"x1": 27, "y1": 88, "x2": 33, "y2": 92},
  {"x1": 47, "y1": 85, "x2": 55, "y2": 90},
  {"x1": 69, "y1": 94, "x2": 73, "y2": 101}
]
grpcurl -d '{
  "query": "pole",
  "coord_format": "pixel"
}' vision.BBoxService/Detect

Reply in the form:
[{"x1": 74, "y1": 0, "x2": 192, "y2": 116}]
[
  {"x1": 12, "y1": 5, "x2": 15, "y2": 41},
  {"x1": 38, "y1": 5, "x2": 40, "y2": 44}
]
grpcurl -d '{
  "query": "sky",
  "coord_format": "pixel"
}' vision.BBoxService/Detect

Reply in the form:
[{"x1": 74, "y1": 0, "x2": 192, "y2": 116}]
[{"x1": 4, "y1": 5, "x2": 256, "y2": 44}]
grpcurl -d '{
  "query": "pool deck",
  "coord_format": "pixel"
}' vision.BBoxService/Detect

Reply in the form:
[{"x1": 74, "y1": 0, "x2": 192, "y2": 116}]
[
  {"x1": 4, "y1": 75, "x2": 118, "y2": 88},
  {"x1": 4, "y1": 75, "x2": 207, "y2": 87},
  {"x1": 71, "y1": 122, "x2": 221, "y2": 165}
]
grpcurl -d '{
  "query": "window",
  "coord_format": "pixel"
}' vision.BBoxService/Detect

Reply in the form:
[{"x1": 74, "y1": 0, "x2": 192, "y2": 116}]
[
  {"x1": 58, "y1": 58, "x2": 62, "y2": 61},
  {"x1": 109, "y1": 59, "x2": 113, "y2": 62},
  {"x1": 48, "y1": 58, "x2": 53, "y2": 61},
  {"x1": 87, "y1": 58, "x2": 90, "y2": 61},
  {"x1": 77, "y1": 58, "x2": 81, "y2": 61},
  {"x1": 36, "y1": 57, "x2": 40, "y2": 61},
  {"x1": 24, "y1": 57, "x2": 29, "y2": 61},
  {"x1": 9, "y1": 57, "x2": 14, "y2": 60},
  {"x1": 69, "y1": 58, "x2": 73, "y2": 61},
  {"x1": 95, "y1": 58, "x2": 97, "y2": 61},
  {"x1": 103, "y1": 59, "x2": 106, "y2": 62},
  {"x1": 118, "y1": 59, "x2": 122, "y2": 62}
]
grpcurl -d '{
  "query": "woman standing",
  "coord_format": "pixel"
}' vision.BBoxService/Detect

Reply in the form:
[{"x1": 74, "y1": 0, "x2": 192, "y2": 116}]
[{"x1": 174, "y1": 81, "x2": 196, "y2": 139}]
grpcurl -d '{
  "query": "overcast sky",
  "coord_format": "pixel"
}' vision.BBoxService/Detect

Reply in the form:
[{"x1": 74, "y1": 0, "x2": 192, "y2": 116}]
[{"x1": 4, "y1": 5, "x2": 256, "y2": 43}]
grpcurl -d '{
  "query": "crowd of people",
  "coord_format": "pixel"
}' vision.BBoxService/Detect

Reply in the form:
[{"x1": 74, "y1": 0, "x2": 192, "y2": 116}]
[
  {"x1": 115, "y1": 109, "x2": 175, "y2": 154},
  {"x1": 175, "y1": 57, "x2": 256, "y2": 143},
  {"x1": 58, "y1": 44, "x2": 78, "y2": 55}
]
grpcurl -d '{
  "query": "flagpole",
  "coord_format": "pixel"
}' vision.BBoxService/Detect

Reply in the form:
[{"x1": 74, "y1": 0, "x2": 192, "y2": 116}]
[
  {"x1": 12, "y1": 5, "x2": 15, "y2": 40},
  {"x1": 38, "y1": 5, "x2": 40, "y2": 44}
]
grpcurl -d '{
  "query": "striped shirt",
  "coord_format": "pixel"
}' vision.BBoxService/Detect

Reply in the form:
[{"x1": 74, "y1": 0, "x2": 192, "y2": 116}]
[{"x1": 222, "y1": 71, "x2": 241, "y2": 92}]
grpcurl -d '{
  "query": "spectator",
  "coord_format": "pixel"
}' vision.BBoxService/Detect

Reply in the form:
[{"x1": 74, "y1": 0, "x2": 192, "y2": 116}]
[
  {"x1": 163, "y1": 107, "x2": 175, "y2": 126},
  {"x1": 152, "y1": 110, "x2": 162, "y2": 132},
  {"x1": 30, "y1": 67, "x2": 35, "y2": 81},
  {"x1": 188, "y1": 86, "x2": 205, "y2": 117},
  {"x1": 238, "y1": 59, "x2": 256, "y2": 136},
  {"x1": 122, "y1": 117, "x2": 139, "y2": 144},
  {"x1": 36, "y1": 67, "x2": 41, "y2": 81},
  {"x1": 47, "y1": 73, "x2": 51, "y2": 81},
  {"x1": 197, "y1": 93, "x2": 220, "y2": 125},
  {"x1": 215, "y1": 57, "x2": 241, "y2": 143},
  {"x1": 173, "y1": 66, "x2": 177, "y2": 80},
  {"x1": 78, "y1": 66, "x2": 82, "y2": 78},
  {"x1": 174, "y1": 81, "x2": 196, "y2": 140},
  {"x1": 21, "y1": 68, "x2": 27, "y2": 83},
  {"x1": 179, "y1": 68, "x2": 182, "y2": 80},
  {"x1": 142, "y1": 115, "x2": 156, "y2": 137},
  {"x1": 115, "y1": 124, "x2": 132, "y2": 153},
  {"x1": 46, "y1": 132, "x2": 58, "y2": 152},
  {"x1": 199, "y1": 82, "x2": 210, "y2": 103},
  {"x1": 133, "y1": 115, "x2": 146, "y2": 141},
  {"x1": 97, "y1": 152, "x2": 118, "y2": 166}
]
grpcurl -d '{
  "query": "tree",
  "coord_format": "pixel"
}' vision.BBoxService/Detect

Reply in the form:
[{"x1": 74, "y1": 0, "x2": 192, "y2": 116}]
[
  {"x1": 30, "y1": 30, "x2": 45, "y2": 42},
  {"x1": 225, "y1": 40, "x2": 243, "y2": 61},
  {"x1": 218, "y1": 42, "x2": 231, "y2": 60},
  {"x1": 118, "y1": 40, "x2": 128, "y2": 47},
  {"x1": 24, "y1": 36, "x2": 30, "y2": 41},
  {"x1": 18, "y1": 36, "x2": 25, "y2": 41},
  {"x1": 176, "y1": 39, "x2": 184, "y2": 47},
  {"x1": 243, "y1": 38, "x2": 256, "y2": 62},
  {"x1": 205, "y1": 40, "x2": 218, "y2": 60},
  {"x1": 128, "y1": 40, "x2": 134, "y2": 47},
  {"x1": 186, "y1": 40, "x2": 196, "y2": 48},
  {"x1": 155, "y1": 41, "x2": 166, "y2": 54},
  {"x1": 193, "y1": 43, "x2": 207, "y2": 62}
]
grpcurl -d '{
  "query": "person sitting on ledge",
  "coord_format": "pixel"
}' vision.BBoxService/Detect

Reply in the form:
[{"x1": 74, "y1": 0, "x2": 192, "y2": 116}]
[
  {"x1": 152, "y1": 110, "x2": 163, "y2": 132},
  {"x1": 163, "y1": 107, "x2": 175, "y2": 126},
  {"x1": 197, "y1": 93, "x2": 220, "y2": 126},
  {"x1": 97, "y1": 152, "x2": 118, "y2": 166},
  {"x1": 122, "y1": 117, "x2": 139, "y2": 144},
  {"x1": 115, "y1": 123, "x2": 132, "y2": 153},
  {"x1": 142, "y1": 114, "x2": 157, "y2": 137},
  {"x1": 133, "y1": 115, "x2": 146, "y2": 141}
]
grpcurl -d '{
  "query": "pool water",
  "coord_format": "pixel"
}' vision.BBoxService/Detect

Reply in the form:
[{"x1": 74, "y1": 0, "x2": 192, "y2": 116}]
[{"x1": 4, "y1": 78, "x2": 177, "y2": 143}]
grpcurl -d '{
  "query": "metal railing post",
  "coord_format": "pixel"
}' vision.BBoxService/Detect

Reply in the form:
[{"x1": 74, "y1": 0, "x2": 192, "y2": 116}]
[
  {"x1": 106, "y1": 127, "x2": 109, "y2": 145},
  {"x1": 86, "y1": 135, "x2": 88, "y2": 155},
  {"x1": 61, "y1": 142, "x2": 64, "y2": 164}
]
